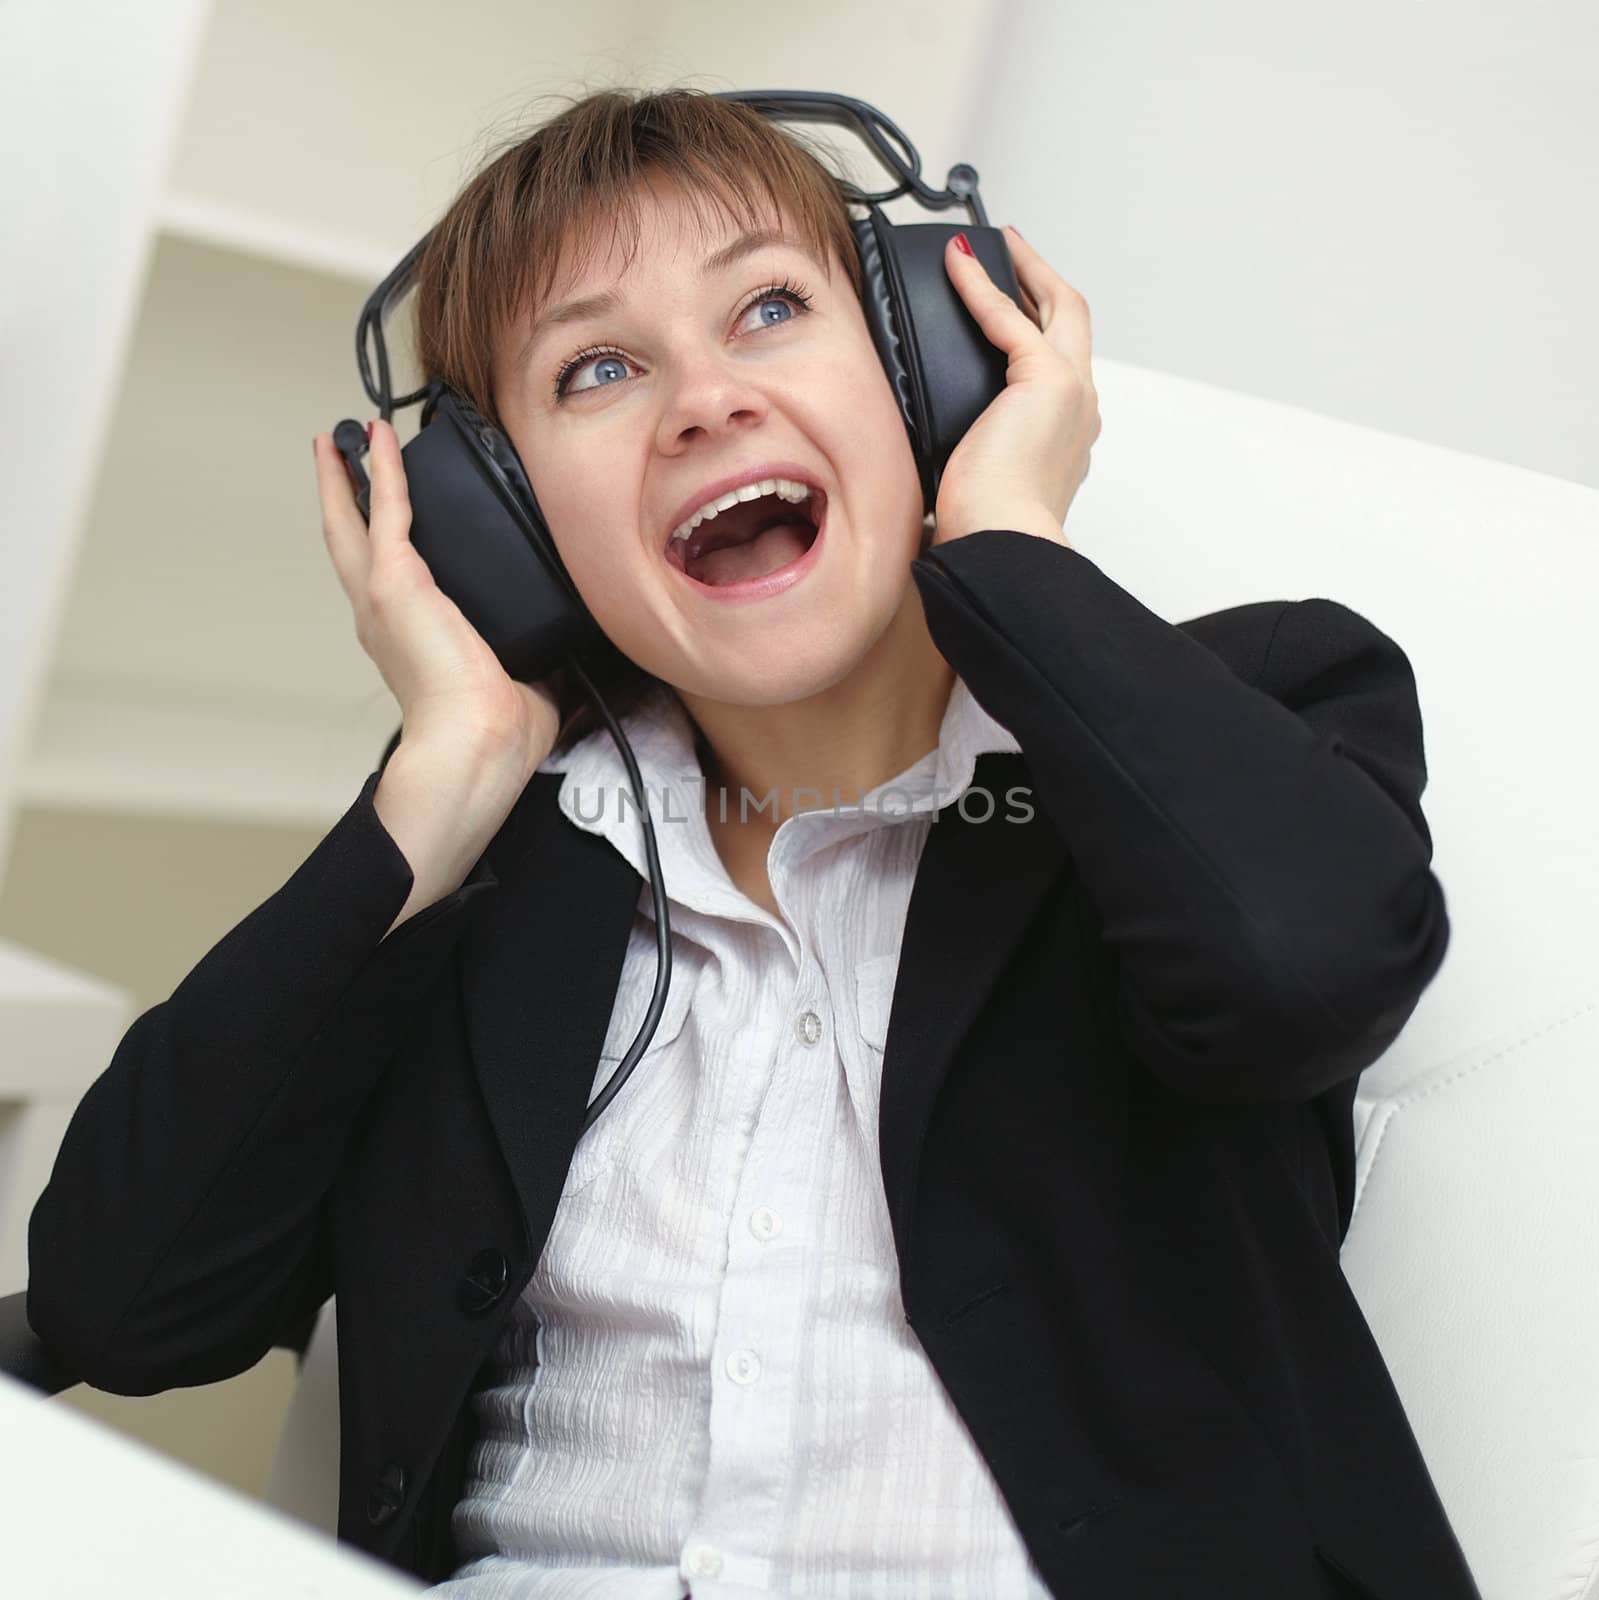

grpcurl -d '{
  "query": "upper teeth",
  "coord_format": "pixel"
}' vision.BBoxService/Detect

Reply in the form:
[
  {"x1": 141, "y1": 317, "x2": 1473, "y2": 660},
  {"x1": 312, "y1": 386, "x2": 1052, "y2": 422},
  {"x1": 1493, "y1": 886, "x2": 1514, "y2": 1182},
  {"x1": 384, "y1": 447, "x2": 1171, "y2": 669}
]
[{"x1": 670, "y1": 478, "x2": 815, "y2": 545}]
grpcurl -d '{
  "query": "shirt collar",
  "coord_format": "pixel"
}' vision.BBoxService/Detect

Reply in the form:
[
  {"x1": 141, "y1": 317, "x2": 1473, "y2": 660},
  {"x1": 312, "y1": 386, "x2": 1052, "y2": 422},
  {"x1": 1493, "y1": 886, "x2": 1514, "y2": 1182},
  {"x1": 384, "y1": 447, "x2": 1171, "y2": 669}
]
[{"x1": 540, "y1": 675, "x2": 1021, "y2": 898}]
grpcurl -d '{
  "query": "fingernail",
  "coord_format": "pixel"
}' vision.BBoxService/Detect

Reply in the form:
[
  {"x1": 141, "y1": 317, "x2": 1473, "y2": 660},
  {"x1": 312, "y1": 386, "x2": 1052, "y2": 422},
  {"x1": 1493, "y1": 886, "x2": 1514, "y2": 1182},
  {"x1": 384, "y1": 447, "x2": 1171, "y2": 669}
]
[
  {"x1": 366, "y1": 420, "x2": 375, "y2": 442},
  {"x1": 953, "y1": 232, "x2": 974, "y2": 257}
]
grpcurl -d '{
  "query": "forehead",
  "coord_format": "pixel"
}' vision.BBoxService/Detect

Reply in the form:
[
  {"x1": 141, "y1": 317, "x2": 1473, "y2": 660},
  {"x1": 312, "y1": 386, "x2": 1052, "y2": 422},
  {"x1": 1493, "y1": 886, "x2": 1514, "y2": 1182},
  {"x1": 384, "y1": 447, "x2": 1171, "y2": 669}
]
[
  {"x1": 551, "y1": 175, "x2": 803, "y2": 291},
  {"x1": 537, "y1": 183, "x2": 824, "y2": 328}
]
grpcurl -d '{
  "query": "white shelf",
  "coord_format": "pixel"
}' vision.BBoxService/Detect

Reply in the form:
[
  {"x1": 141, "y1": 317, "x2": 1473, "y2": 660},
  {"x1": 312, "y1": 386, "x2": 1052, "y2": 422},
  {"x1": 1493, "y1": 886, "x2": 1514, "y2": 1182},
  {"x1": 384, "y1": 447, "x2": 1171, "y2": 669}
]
[
  {"x1": 157, "y1": 188, "x2": 402, "y2": 286},
  {"x1": 13, "y1": 2, "x2": 997, "y2": 847},
  {"x1": 23, "y1": 219, "x2": 406, "y2": 831},
  {"x1": 20, "y1": 682, "x2": 398, "y2": 831}
]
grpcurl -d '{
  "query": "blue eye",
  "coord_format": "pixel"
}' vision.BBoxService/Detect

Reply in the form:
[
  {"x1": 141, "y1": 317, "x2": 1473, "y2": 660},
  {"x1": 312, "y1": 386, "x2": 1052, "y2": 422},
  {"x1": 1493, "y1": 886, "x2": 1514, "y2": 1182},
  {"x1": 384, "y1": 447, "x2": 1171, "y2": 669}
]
[{"x1": 552, "y1": 279, "x2": 815, "y2": 401}]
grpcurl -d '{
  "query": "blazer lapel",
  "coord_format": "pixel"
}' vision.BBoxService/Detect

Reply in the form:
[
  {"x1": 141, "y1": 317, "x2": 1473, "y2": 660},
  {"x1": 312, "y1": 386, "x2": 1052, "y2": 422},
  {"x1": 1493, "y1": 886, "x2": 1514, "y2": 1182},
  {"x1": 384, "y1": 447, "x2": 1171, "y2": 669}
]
[
  {"x1": 458, "y1": 774, "x2": 643, "y2": 1240},
  {"x1": 458, "y1": 754, "x2": 1064, "y2": 1283},
  {"x1": 877, "y1": 751, "x2": 1065, "y2": 1302}
]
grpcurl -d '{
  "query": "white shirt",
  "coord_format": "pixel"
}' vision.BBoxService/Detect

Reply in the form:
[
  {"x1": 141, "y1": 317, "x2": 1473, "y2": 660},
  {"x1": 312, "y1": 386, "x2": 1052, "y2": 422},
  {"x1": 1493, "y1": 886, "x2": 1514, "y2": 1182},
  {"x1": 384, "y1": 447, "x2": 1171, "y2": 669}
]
[{"x1": 432, "y1": 674, "x2": 1056, "y2": 1599}]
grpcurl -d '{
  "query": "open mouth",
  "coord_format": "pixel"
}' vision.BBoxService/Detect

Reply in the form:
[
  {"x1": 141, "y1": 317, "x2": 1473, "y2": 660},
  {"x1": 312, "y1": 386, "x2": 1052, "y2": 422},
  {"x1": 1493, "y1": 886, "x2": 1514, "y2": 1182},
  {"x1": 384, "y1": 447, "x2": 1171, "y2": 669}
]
[{"x1": 664, "y1": 486, "x2": 826, "y2": 589}]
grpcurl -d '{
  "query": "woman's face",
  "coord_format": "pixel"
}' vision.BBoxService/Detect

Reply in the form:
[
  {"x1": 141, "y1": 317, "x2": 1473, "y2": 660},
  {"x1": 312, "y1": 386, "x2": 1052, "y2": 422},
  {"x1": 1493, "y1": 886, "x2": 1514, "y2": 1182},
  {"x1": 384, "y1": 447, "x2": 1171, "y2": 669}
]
[{"x1": 490, "y1": 177, "x2": 926, "y2": 710}]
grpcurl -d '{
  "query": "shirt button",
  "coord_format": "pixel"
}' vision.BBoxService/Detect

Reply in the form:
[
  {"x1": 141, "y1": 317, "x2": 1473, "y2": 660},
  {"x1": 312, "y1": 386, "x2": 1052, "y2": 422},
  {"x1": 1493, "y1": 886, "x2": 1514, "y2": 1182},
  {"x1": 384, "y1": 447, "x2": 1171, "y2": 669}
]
[
  {"x1": 794, "y1": 1010, "x2": 822, "y2": 1046},
  {"x1": 687, "y1": 1546, "x2": 724, "y2": 1578},
  {"x1": 749, "y1": 1207, "x2": 782, "y2": 1240},
  {"x1": 725, "y1": 1348, "x2": 762, "y2": 1385}
]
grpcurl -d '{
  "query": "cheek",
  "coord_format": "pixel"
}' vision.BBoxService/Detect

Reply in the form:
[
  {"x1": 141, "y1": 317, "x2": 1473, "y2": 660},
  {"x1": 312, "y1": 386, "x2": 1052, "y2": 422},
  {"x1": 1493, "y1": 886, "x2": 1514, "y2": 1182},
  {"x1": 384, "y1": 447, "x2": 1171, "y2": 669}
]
[
  {"x1": 847, "y1": 353, "x2": 920, "y2": 478},
  {"x1": 545, "y1": 512, "x2": 637, "y2": 624},
  {"x1": 560, "y1": 539, "x2": 640, "y2": 623},
  {"x1": 551, "y1": 519, "x2": 688, "y2": 674}
]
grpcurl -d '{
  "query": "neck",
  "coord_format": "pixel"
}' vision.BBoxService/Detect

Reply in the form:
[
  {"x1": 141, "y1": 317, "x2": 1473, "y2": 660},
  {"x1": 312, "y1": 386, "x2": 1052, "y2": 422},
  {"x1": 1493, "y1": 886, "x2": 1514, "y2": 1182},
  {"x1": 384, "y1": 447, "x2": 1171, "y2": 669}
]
[{"x1": 678, "y1": 583, "x2": 956, "y2": 833}]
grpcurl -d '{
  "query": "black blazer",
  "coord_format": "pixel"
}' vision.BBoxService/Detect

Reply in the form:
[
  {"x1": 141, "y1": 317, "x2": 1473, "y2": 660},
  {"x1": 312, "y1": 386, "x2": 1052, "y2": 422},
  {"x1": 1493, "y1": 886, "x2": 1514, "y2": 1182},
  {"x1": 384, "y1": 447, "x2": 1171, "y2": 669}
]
[{"x1": 26, "y1": 530, "x2": 1481, "y2": 1599}]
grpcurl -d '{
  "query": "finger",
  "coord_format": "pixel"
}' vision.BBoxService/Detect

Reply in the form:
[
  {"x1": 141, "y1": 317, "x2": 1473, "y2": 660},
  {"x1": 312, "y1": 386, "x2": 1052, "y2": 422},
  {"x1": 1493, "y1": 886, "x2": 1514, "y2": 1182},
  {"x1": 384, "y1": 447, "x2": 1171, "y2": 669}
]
[
  {"x1": 997, "y1": 231, "x2": 1044, "y2": 328},
  {"x1": 1002, "y1": 225, "x2": 1092, "y2": 365},
  {"x1": 313, "y1": 432, "x2": 370, "y2": 604},
  {"x1": 946, "y1": 233, "x2": 1048, "y2": 363},
  {"x1": 366, "y1": 417, "x2": 414, "y2": 554}
]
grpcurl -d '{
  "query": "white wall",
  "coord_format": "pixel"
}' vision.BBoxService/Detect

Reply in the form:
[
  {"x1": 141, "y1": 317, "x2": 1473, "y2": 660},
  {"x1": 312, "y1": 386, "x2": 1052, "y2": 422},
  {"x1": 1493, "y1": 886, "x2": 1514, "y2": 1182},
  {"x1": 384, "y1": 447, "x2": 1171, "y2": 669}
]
[
  {"x1": 956, "y1": 0, "x2": 1598, "y2": 492},
  {"x1": 0, "y1": 0, "x2": 212, "y2": 872}
]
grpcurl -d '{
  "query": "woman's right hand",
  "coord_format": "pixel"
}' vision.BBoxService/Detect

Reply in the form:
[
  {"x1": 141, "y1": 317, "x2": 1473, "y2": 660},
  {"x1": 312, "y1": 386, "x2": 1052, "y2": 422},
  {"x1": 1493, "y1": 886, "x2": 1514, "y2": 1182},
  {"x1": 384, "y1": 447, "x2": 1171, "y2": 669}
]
[{"x1": 313, "y1": 416, "x2": 563, "y2": 777}]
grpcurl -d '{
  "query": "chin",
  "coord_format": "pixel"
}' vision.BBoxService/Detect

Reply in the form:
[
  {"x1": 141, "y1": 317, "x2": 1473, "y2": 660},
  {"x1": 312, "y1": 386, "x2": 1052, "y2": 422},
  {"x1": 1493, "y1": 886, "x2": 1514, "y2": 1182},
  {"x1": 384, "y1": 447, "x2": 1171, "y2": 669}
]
[{"x1": 689, "y1": 632, "x2": 878, "y2": 712}]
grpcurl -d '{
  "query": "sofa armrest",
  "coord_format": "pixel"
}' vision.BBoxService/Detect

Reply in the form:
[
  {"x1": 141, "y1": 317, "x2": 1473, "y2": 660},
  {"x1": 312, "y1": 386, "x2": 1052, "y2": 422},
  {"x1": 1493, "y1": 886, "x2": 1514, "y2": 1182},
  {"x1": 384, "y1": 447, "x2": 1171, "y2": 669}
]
[{"x1": 1, "y1": 1289, "x2": 76, "y2": 1397}]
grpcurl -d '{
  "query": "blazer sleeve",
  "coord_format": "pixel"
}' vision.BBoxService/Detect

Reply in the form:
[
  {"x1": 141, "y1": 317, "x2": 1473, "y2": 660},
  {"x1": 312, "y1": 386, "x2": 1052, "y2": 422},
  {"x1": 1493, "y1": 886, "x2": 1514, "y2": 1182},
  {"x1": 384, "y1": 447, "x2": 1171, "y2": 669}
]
[
  {"x1": 25, "y1": 769, "x2": 500, "y2": 1394},
  {"x1": 910, "y1": 529, "x2": 1450, "y2": 1105}
]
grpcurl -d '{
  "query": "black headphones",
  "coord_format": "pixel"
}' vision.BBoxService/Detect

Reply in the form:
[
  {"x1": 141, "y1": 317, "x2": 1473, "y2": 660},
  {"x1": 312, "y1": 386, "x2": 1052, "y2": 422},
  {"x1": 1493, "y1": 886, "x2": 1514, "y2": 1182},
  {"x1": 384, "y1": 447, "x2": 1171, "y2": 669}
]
[{"x1": 332, "y1": 89, "x2": 1023, "y2": 1135}]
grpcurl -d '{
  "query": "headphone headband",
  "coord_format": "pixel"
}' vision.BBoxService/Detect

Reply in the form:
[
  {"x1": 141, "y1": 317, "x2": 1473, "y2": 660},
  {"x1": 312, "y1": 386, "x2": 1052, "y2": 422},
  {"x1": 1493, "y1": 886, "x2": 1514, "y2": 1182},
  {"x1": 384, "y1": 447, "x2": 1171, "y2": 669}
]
[{"x1": 352, "y1": 88, "x2": 991, "y2": 421}]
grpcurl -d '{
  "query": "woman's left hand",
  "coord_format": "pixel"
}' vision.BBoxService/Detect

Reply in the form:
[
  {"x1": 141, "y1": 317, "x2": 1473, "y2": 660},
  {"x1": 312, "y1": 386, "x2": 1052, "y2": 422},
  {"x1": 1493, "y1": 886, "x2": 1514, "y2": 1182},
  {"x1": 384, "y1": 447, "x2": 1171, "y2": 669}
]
[{"x1": 930, "y1": 225, "x2": 1100, "y2": 550}]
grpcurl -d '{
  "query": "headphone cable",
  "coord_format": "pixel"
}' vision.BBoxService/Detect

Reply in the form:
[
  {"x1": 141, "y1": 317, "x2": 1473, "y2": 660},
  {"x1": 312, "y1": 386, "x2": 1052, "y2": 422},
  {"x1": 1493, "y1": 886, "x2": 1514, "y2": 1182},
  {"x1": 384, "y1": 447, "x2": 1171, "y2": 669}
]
[{"x1": 563, "y1": 652, "x2": 674, "y2": 1137}]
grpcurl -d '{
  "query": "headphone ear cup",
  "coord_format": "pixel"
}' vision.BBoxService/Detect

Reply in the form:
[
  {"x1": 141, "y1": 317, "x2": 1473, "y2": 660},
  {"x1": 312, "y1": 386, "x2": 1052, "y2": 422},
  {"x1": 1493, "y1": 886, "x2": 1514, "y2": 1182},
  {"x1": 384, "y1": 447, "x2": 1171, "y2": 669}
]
[
  {"x1": 401, "y1": 389, "x2": 602, "y2": 683},
  {"x1": 852, "y1": 208, "x2": 1024, "y2": 518},
  {"x1": 456, "y1": 396, "x2": 549, "y2": 533},
  {"x1": 853, "y1": 207, "x2": 935, "y2": 513}
]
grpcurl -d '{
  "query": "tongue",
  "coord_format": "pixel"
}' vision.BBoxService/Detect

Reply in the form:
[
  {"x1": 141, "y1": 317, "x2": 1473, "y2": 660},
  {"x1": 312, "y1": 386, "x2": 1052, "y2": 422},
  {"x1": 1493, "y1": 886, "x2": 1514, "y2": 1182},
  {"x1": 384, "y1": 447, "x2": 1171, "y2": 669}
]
[{"x1": 688, "y1": 521, "x2": 813, "y2": 587}]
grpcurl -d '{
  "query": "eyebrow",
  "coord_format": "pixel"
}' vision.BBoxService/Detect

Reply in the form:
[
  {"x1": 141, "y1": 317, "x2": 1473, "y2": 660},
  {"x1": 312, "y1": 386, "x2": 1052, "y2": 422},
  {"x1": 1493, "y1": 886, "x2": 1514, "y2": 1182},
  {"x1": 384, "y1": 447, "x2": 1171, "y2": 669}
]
[{"x1": 518, "y1": 229, "x2": 822, "y2": 369}]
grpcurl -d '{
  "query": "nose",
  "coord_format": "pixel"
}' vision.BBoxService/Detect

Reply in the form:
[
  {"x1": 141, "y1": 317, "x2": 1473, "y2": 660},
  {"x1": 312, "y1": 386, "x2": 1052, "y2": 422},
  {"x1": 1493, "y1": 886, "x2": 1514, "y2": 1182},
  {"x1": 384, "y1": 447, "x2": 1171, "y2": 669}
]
[{"x1": 655, "y1": 352, "x2": 770, "y2": 451}]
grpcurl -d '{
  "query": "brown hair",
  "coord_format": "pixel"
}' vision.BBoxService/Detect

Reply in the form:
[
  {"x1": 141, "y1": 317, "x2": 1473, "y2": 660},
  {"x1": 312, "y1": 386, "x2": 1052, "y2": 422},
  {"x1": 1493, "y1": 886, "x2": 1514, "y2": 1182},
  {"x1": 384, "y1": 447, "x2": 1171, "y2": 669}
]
[{"x1": 408, "y1": 83, "x2": 866, "y2": 761}]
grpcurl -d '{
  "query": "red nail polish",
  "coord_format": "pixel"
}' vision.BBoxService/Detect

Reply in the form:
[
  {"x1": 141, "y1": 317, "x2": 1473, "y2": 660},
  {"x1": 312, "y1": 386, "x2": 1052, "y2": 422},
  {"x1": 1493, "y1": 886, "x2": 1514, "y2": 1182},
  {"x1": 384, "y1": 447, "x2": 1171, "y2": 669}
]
[{"x1": 953, "y1": 232, "x2": 974, "y2": 257}]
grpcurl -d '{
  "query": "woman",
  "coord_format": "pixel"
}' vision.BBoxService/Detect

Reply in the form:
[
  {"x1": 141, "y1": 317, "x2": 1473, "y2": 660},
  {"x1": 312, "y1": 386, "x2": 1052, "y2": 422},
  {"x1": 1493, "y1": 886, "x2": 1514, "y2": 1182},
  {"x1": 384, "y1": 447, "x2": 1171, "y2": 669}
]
[{"x1": 27, "y1": 88, "x2": 1480, "y2": 1599}]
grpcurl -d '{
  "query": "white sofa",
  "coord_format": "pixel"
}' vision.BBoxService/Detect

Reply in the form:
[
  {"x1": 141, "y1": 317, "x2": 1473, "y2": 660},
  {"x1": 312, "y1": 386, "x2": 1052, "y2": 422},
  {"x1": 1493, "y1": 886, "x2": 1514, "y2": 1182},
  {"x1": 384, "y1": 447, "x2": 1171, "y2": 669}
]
[{"x1": 262, "y1": 354, "x2": 1597, "y2": 1597}]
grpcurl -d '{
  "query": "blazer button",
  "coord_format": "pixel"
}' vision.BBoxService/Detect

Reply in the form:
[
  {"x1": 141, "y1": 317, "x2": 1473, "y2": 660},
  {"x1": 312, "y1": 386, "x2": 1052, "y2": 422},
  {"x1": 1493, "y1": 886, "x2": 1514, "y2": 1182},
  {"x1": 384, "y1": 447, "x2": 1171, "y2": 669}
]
[
  {"x1": 458, "y1": 1247, "x2": 510, "y2": 1314},
  {"x1": 366, "y1": 1462, "x2": 407, "y2": 1526}
]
